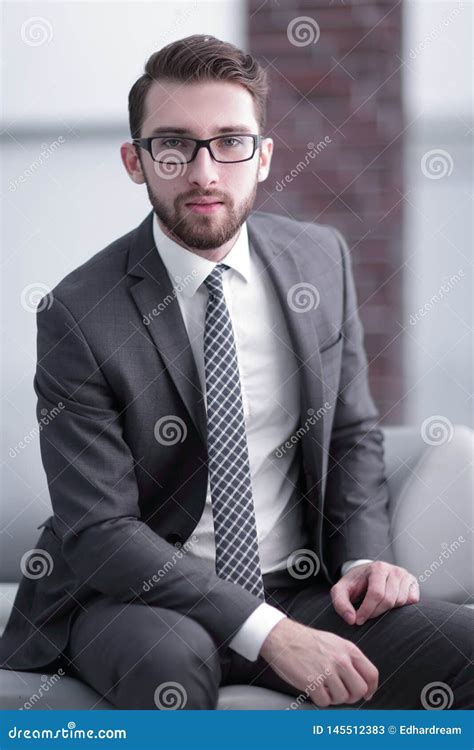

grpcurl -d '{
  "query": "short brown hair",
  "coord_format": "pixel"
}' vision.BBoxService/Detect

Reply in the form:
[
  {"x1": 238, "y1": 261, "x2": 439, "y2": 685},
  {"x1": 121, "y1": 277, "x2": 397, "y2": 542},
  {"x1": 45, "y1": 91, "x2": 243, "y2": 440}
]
[{"x1": 128, "y1": 34, "x2": 269, "y2": 139}]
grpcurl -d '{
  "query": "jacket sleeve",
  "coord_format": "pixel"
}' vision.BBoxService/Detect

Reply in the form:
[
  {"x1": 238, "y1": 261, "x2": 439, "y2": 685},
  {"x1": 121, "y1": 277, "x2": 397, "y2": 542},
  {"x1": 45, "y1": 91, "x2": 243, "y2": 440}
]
[
  {"x1": 34, "y1": 295, "x2": 262, "y2": 649},
  {"x1": 323, "y1": 228, "x2": 394, "y2": 578}
]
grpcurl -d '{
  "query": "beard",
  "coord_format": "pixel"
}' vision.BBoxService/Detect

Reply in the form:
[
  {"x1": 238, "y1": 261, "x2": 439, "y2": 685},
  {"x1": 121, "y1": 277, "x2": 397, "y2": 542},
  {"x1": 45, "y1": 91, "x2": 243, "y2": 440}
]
[{"x1": 142, "y1": 169, "x2": 259, "y2": 251}]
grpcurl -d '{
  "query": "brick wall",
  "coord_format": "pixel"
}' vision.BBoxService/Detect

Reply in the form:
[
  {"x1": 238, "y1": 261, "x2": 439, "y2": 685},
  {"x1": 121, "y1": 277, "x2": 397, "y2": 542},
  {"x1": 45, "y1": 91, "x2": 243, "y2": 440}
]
[{"x1": 248, "y1": 0, "x2": 405, "y2": 424}]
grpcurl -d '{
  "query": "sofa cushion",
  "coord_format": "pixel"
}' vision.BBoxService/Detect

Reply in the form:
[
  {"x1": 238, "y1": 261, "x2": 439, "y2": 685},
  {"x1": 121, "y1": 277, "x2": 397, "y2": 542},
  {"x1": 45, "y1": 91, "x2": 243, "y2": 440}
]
[
  {"x1": 0, "y1": 584, "x2": 18, "y2": 639},
  {"x1": 0, "y1": 667, "x2": 114, "y2": 710},
  {"x1": 390, "y1": 425, "x2": 473, "y2": 603},
  {"x1": 217, "y1": 685, "x2": 317, "y2": 710}
]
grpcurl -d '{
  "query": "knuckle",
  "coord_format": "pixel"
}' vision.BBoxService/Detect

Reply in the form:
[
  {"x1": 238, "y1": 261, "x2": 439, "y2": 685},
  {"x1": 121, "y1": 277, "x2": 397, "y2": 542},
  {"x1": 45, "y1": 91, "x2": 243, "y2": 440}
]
[
  {"x1": 371, "y1": 561, "x2": 385, "y2": 572},
  {"x1": 349, "y1": 643, "x2": 363, "y2": 658},
  {"x1": 334, "y1": 655, "x2": 352, "y2": 672},
  {"x1": 370, "y1": 587, "x2": 385, "y2": 602}
]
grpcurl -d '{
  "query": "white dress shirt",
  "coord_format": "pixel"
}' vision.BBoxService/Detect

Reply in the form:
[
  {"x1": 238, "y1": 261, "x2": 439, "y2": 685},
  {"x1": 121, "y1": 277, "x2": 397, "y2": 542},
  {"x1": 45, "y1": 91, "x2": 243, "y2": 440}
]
[{"x1": 152, "y1": 214, "x2": 371, "y2": 661}]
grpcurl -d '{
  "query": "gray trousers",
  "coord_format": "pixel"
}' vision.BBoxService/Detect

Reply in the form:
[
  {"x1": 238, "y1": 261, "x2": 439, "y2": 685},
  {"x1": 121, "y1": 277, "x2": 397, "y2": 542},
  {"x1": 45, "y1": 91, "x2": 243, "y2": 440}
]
[{"x1": 64, "y1": 570, "x2": 474, "y2": 710}]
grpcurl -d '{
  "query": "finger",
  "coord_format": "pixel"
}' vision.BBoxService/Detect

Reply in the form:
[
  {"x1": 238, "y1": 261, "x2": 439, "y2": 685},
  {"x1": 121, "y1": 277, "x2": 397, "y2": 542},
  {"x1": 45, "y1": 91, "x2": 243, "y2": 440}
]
[
  {"x1": 325, "y1": 674, "x2": 350, "y2": 705},
  {"x1": 397, "y1": 574, "x2": 412, "y2": 605},
  {"x1": 355, "y1": 569, "x2": 387, "y2": 624},
  {"x1": 407, "y1": 577, "x2": 420, "y2": 603},
  {"x1": 351, "y1": 652, "x2": 379, "y2": 698},
  {"x1": 393, "y1": 573, "x2": 411, "y2": 606},
  {"x1": 310, "y1": 684, "x2": 332, "y2": 708},
  {"x1": 331, "y1": 570, "x2": 367, "y2": 625},
  {"x1": 330, "y1": 581, "x2": 357, "y2": 625},
  {"x1": 367, "y1": 573, "x2": 402, "y2": 619},
  {"x1": 338, "y1": 663, "x2": 370, "y2": 704}
]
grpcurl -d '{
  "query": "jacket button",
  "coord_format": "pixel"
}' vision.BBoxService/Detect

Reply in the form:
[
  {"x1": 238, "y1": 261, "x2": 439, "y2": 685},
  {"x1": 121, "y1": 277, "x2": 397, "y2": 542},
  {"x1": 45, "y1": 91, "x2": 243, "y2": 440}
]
[{"x1": 166, "y1": 533, "x2": 182, "y2": 546}]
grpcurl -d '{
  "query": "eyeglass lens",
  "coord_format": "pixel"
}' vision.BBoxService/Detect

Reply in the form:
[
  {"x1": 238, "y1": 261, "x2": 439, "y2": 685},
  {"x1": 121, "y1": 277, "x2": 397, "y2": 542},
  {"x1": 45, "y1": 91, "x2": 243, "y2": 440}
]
[{"x1": 151, "y1": 135, "x2": 255, "y2": 163}]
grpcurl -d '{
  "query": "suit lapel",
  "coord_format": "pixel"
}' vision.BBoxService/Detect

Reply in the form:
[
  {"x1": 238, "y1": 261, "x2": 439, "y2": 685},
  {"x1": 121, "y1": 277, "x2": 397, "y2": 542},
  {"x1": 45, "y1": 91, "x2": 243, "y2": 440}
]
[
  {"x1": 247, "y1": 215, "x2": 325, "y2": 493},
  {"x1": 127, "y1": 212, "x2": 208, "y2": 444},
  {"x1": 126, "y1": 210, "x2": 326, "y2": 491}
]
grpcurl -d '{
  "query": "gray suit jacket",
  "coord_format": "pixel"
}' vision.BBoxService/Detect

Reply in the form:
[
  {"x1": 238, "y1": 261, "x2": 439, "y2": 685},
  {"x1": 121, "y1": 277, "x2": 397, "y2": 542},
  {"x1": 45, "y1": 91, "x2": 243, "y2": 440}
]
[{"x1": 0, "y1": 209, "x2": 393, "y2": 671}]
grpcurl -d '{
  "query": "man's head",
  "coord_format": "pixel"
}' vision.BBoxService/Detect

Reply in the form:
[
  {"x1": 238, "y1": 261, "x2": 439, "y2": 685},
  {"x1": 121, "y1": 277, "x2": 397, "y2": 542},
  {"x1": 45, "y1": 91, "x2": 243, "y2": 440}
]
[{"x1": 121, "y1": 35, "x2": 273, "y2": 252}]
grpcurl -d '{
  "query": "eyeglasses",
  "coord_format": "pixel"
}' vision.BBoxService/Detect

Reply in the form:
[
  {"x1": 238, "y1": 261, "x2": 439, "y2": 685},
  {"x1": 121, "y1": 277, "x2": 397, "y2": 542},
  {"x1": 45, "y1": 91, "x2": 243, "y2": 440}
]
[{"x1": 132, "y1": 134, "x2": 263, "y2": 165}]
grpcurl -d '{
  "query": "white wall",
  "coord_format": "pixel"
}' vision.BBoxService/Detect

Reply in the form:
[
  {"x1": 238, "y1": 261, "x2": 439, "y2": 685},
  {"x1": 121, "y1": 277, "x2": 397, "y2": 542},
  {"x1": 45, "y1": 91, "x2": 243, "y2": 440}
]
[
  {"x1": 1, "y1": 0, "x2": 246, "y2": 573},
  {"x1": 402, "y1": 0, "x2": 473, "y2": 428}
]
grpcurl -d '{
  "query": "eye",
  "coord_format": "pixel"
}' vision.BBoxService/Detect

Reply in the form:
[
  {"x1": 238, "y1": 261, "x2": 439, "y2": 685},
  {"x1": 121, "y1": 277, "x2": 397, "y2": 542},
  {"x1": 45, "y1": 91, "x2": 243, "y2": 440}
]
[
  {"x1": 161, "y1": 138, "x2": 183, "y2": 148},
  {"x1": 222, "y1": 137, "x2": 242, "y2": 147}
]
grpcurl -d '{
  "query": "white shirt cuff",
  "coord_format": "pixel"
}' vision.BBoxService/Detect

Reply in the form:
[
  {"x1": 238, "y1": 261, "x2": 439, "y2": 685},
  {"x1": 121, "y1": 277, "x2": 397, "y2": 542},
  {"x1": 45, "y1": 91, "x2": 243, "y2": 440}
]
[
  {"x1": 228, "y1": 603, "x2": 287, "y2": 662},
  {"x1": 340, "y1": 559, "x2": 373, "y2": 577}
]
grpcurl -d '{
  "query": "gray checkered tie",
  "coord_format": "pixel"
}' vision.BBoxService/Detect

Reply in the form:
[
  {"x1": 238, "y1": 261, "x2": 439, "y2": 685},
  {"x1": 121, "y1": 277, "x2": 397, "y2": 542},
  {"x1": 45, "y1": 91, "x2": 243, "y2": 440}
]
[{"x1": 203, "y1": 263, "x2": 265, "y2": 600}]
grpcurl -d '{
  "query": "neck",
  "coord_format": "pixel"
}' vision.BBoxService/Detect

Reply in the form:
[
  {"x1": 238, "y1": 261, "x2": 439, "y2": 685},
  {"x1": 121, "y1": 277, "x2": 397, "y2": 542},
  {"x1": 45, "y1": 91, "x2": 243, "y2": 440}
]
[{"x1": 157, "y1": 218, "x2": 240, "y2": 262}]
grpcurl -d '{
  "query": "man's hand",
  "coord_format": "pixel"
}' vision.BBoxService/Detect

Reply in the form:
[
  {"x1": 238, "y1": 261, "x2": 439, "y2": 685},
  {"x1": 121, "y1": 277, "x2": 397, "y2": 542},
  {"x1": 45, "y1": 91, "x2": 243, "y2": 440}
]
[
  {"x1": 331, "y1": 560, "x2": 420, "y2": 626},
  {"x1": 260, "y1": 618, "x2": 378, "y2": 707}
]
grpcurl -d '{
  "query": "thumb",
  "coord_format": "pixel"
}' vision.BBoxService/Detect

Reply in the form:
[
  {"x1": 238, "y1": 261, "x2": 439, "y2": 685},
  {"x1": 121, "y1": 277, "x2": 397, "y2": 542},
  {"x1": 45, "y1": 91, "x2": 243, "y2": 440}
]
[{"x1": 331, "y1": 580, "x2": 357, "y2": 625}]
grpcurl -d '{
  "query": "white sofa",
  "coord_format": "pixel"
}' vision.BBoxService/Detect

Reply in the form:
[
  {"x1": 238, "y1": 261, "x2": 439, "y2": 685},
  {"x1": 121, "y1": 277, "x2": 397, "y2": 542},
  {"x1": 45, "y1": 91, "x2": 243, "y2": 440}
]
[{"x1": 1, "y1": 425, "x2": 472, "y2": 710}]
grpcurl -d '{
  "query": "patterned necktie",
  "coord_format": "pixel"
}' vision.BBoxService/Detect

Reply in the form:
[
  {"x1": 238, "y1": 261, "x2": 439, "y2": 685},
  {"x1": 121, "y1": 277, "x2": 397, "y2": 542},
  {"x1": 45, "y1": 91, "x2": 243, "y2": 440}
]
[{"x1": 203, "y1": 263, "x2": 265, "y2": 601}]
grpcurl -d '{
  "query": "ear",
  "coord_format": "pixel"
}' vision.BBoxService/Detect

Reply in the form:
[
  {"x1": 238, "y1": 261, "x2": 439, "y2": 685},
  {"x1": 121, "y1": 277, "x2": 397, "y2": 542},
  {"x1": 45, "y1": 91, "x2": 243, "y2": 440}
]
[
  {"x1": 257, "y1": 164, "x2": 270, "y2": 183},
  {"x1": 120, "y1": 142, "x2": 146, "y2": 185},
  {"x1": 257, "y1": 137, "x2": 273, "y2": 183}
]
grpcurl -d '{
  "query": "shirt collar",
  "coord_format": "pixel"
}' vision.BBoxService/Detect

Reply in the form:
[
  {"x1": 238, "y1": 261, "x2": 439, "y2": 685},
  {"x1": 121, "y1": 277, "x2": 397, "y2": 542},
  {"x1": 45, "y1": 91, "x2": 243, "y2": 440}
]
[{"x1": 152, "y1": 212, "x2": 251, "y2": 299}]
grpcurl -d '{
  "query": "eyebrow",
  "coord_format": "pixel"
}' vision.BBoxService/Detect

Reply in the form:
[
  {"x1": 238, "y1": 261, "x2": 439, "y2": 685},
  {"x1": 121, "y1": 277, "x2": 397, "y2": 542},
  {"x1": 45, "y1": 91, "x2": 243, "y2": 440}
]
[{"x1": 148, "y1": 125, "x2": 255, "y2": 136}]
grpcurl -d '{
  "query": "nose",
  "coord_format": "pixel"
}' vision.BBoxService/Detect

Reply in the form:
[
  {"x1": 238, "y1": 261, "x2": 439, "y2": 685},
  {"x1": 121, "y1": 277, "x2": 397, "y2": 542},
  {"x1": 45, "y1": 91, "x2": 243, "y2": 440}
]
[{"x1": 186, "y1": 144, "x2": 219, "y2": 188}]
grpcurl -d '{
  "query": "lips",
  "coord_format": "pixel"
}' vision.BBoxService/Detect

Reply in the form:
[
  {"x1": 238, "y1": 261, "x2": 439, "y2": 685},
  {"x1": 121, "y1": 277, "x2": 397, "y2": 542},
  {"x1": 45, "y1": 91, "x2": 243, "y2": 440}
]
[
  {"x1": 185, "y1": 201, "x2": 224, "y2": 215},
  {"x1": 186, "y1": 200, "x2": 223, "y2": 206}
]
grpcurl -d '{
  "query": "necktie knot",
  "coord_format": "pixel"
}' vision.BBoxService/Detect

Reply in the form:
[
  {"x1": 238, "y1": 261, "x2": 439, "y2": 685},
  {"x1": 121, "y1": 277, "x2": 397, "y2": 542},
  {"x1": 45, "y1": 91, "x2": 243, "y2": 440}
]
[{"x1": 203, "y1": 263, "x2": 230, "y2": 299}]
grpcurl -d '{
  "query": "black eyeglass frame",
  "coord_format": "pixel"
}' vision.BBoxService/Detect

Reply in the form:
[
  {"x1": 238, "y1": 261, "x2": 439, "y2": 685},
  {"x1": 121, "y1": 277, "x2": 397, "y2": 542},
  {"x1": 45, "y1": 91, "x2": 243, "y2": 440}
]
[{"x1": 132, "y1": 134, "x2": 264, "y2": 164}]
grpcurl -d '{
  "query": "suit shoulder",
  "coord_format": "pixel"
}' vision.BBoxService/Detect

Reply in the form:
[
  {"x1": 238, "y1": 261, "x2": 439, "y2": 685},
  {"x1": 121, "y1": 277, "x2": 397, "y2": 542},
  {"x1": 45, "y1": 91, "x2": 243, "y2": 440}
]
[
  {"x1": 47, "y1": 225, "x2": 136, "y2": 312},
  {"x1": 248, "y1": 210, "x2": 343, "y2": 261}
]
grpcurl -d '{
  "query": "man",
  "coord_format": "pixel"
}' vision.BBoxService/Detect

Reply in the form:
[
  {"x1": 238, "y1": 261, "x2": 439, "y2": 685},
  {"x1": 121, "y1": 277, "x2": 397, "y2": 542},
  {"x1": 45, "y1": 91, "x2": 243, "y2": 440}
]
[{"x1": 1, "y1": 34, "x2": 472, "y2": 710}]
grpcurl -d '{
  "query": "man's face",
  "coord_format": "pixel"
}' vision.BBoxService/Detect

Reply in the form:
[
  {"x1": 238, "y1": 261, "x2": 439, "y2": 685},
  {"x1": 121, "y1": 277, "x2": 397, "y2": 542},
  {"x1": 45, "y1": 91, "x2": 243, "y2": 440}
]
[{"x1": 123, "y1": 80, "x2": 273, "y2": 251}]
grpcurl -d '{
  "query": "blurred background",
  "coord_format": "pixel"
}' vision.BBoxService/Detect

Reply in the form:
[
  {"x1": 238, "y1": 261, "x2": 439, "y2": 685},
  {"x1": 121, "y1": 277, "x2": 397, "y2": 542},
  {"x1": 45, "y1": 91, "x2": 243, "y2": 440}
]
[{"x1": 1, "y1": 1, "x2": 472, "y2": 538}]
